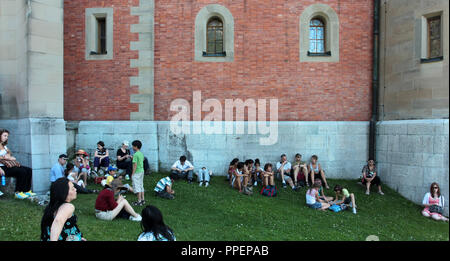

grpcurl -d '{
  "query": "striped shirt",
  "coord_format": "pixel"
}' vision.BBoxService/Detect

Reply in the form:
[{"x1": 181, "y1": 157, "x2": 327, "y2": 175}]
[{"x1": 154, "y1": 177, "x2": 172, "y2": 193}]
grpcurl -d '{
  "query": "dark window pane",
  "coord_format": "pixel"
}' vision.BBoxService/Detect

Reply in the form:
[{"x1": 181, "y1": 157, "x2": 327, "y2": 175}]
[
  {"x1": 428, "y1": 16, "x2": 441, "y2": 58},
  {"x1": 206, "y1": 17, "x2": 224, "y2": 54}
]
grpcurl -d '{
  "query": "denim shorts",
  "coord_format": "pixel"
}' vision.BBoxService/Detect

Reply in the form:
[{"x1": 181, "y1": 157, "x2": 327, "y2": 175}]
[{"x1": 308, "y1": 202, "x2": 322, "y2": 209}]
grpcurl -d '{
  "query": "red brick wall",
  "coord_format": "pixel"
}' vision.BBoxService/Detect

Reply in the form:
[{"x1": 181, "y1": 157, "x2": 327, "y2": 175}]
[
  {"x1": 64, "y1": 0, "x2": 140, "y2": 121},
  {"x1": 64, "y1": 0, "x2": 373, "y2": 121}
]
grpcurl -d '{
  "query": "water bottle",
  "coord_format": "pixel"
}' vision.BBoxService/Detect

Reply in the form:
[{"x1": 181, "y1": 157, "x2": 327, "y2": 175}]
[{"x1": 1, "y1": 175, "x2": 5, "y2": 186}]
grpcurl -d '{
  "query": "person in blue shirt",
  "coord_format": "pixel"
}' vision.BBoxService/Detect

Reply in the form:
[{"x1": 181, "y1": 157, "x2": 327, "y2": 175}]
[{"x1": 50, "y1": 154, "x2": 68, "y2": 183}]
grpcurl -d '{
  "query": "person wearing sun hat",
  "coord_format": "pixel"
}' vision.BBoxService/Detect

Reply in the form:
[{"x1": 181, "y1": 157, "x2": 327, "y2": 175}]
[{"x1": 74, "y1": 149, "x2": 91, "y2": 180}]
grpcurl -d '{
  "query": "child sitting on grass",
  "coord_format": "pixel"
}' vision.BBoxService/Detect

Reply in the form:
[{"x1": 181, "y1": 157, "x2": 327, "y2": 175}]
[
  {"x1": 330, "y1": 184, "x2": 357, "y2": 214},
  {"x1": 154, "y1": 176, "x2": 175, "y2": 200},
  {"x1": 251, "y1": 159, "x2": 263, "y2": 187},
  {"x1": 232, "y1": 162, "x2": 251, "y2": 195},
  {"x1": 306, "y1": 181, "x2": 330, "y2": 211},
  {"x1": 316, "y1": 179, "x2": 333, "y2": 203},
  {"x1": 262, "y1": 163, "x2": 275, "y2": 187}
]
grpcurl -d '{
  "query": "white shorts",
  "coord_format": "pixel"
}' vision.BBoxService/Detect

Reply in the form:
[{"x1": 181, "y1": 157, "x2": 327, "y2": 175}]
[
  {"x1": 95, "y1": 210, "x2": 114, "y2": 221},
  {"x1": 132, "y1": 172, "x2": 145, "y2": 193}
]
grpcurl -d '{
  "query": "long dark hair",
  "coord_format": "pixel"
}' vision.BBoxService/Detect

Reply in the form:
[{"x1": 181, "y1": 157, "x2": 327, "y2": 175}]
[
  {"x1": 40, "y1": 178, "x2": 70, "y2": 240},
  {"x1": 430, "y1": 182, "x2": 441, "y2": 198},
  {"x1": 229, "y1": 158, "x2": 239, "y2": 166},
  {"x1": 140, "y1": 205, "x2": 174, "y2": 241},
  {"x1": 0, "y1": 129, "x2": 9, "y2": 146},
  {"x1": 64, "y1": 163, "x2": 74, "y2": 177}
]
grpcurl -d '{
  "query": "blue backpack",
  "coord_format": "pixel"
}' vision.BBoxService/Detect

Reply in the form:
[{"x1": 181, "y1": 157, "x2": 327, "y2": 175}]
[
  {"x1": 260, "y1": 185, "x2": 277, "y2": 197},
  {"x1": 329, "y1": 204, "x2": 347, "y2": 212}
]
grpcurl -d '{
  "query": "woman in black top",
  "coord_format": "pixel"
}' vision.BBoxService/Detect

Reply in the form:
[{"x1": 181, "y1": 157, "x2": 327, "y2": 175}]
[
  {"x1": 41, "y1": 177, "x2": 85, "y2": 241},
  {"x1": 117, "y1": 141, "x2": 133, "y2": 177}
]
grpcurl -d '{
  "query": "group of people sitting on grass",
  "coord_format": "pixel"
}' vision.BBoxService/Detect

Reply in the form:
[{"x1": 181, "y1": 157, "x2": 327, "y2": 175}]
[
  {"x1": 2, "y1": 128, "x2": 449, "y2": 242},
  {"x1": 227, "y1": 154, "x2": 333, "y2": 194}
]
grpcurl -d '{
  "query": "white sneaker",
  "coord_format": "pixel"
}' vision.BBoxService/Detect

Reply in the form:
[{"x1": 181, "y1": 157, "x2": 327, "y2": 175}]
[
  {"x1": 352, "y1": 208, "x2": 357, "y2": 214},
  {"x1": 129, "y1": 214, "x2": 142, "y2": 222},
  {"x1": 365, "y1": 190, "x2": 370, "y2": 195},
  {"x1": 199, "y1": 182, "x2": 203, "y2": 187},
  {"x1": 378, "y1": 191, "x2": 384, "y2": 195},
  {"x1": 205, "y1": 182, "x2": 209, "y2": 188},
  {"x1": 253, "y1": 181, "x2": 257, "y2": 186}
]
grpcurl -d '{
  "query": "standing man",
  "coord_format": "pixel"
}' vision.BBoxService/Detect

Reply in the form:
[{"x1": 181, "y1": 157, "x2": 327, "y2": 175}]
[{"x1": 170, "y1": 156, "x2": 194, "y2": 184}]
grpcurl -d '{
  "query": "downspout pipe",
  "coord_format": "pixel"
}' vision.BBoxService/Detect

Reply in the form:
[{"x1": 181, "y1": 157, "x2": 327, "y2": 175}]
[{"x1": 369, "y1": 0, "x2": 380, "y2": 161}]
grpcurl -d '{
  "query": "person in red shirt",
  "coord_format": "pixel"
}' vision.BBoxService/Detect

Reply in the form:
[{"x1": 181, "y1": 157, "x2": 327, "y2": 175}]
[{"x1": 95, "y1": 179, "x2": 142, "y2": 221}]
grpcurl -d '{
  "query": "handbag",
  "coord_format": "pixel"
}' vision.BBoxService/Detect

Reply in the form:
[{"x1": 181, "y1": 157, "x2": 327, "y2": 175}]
[{"x1": 0, "y1": 158, "x2": 21, "y2": 168}]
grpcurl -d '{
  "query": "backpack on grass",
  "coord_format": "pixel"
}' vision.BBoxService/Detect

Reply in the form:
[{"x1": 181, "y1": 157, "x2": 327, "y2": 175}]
[
  {"x1": 260, "y1": 185, "x2": 277, "y2": 197},
  {"x1": 329, "y1": 204, "x2": 347, "y2": 212}
]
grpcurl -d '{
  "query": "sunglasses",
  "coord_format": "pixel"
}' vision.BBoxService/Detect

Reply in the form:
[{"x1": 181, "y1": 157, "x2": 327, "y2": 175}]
[{"x1": 433, "y1": 187, "x2": 439, "y2": 189}]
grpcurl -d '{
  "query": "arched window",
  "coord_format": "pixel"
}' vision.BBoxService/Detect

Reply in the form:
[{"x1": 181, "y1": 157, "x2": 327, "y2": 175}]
[
  {"x1": 309, "y1": 18, "x2": 325, "y2": 54},
  {"x1": 299, "y1": 3, "x2": 339, "y2": 62},
  {"x1": 206, "y1": 17, "x2": 224, "y2": 56}
]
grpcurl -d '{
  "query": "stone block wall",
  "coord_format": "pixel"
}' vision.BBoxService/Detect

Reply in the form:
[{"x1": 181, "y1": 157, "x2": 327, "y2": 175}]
[
  {"x1": 72, "y1": 121, "x2": 369, "y2": 179},
  {"x1": 376, "y1": 119, "x2": 449, "y2": 216},
  {"x1": 0, "y1": 118, "x2": 67, "y2": 194}
]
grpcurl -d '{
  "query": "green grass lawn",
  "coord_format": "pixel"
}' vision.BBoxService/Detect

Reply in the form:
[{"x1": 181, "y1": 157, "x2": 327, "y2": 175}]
[{"x1": 0, "y1": 172, "x2": 448, "y2": 241}]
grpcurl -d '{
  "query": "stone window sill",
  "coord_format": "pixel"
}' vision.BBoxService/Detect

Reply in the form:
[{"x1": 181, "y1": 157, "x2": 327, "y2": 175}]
[
  {"x1": 307, "y1": 51, "x2": 331, "y2": 57},
  {"x1": 420, "y1": 56, "x2": 443, "y2": 64},
  {"x1": 202, "y1": 51, "x2": 226, "y2": 57}
]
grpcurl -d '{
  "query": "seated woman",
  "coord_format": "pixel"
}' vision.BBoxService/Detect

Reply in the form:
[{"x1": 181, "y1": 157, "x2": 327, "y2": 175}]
[
  {"x1": 94, "y1": 179, "x2": 142, "y2": 222},
  {"x1": 251, "y1": 159, "x2": 263, "y2": 186},
  {"x1": 138, "y1": 205, "x2": 176, "y2": 241},
  {"x1": 308, "y1": 155, "x2": 330, "y2": 189},
  {"x1": 330, "y1": 184, "x2": 357, "y2": 214},
  {"x1": 422, "y1": 182, "x2": 448, "y2": 222},
  {"x1": 0, "y1": 129, "x2": 35, "y2": 199},
  {"x1": 228, "y1": 158, "x2": 239, "y2": 185},
  {"x1": 306, "y1": 181, "x2": 330, "y2": 211},
  {"x1": 116, "y1": 140, "x2": 133, "y2": 179},
  {"x1": 41, "y1": 177, "x2": 85, "y2": 241},
  {"x1": 361, "y1": 159, "x2": 384, "y2": 195},
  {"x1": 94, "y1": 141, "x2": 110, "y2": 174},
  {"x1": 261, "y1": 163, "x2": 275, "y2": 187}
]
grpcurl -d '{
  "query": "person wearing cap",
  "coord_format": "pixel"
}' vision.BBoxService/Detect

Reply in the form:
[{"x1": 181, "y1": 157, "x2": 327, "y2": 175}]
[
  {"x1": 50, "y1": 154, "x2": 68, "y2": 183},
  {"x1": 94, "y1": 179, "x2": 142, "y2": 222},
  {"x1": 276, "y1": 154, "x2": 296, "y2": 190},
  {"x1": 102, "y1": 166, "x2": 134, "y2": 194},
  {"x1": 116, "y1": 141, "x2": 132, "y2": 179}
]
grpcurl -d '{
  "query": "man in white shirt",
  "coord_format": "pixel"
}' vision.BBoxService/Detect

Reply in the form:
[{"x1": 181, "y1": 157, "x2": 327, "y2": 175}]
[
  {"x1": 170, "y1": 155, "x2": 194, "y2": 184},
  {"x1": 276, "y1": 154, "x2": 296, "y2": 190}
]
